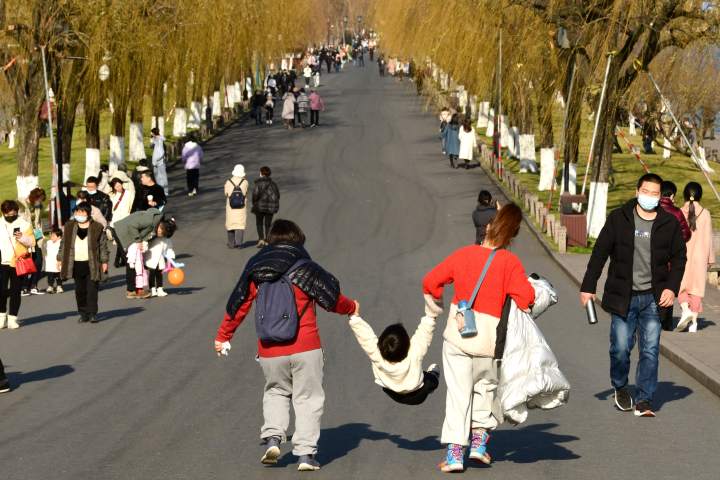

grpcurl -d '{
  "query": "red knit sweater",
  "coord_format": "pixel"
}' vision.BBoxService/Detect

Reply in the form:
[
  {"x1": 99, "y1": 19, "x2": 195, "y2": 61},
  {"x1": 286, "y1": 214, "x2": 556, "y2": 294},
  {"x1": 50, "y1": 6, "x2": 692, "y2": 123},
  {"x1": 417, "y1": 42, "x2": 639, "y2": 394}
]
[
  {"x1": 423, "y1": 245, "x2": 535, "y2": 317},
  {"x1": 216, "y1": 282, "x2": 356, "y2": 358}
]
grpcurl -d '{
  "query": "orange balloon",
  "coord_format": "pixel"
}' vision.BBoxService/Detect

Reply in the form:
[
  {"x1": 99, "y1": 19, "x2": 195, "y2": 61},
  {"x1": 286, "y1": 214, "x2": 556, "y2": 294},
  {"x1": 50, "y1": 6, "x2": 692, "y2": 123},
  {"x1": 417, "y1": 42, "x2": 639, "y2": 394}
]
[{"x1": 168, "y1": 268, "x2": 185, "y2": 286}]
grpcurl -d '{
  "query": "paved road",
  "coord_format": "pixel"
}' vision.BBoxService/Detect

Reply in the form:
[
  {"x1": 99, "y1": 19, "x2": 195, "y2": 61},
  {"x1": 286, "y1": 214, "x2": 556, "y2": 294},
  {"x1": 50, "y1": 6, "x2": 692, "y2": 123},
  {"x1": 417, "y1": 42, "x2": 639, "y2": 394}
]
[{"x1": 2, "y1": 64, "x2": 720, "y2": 480}]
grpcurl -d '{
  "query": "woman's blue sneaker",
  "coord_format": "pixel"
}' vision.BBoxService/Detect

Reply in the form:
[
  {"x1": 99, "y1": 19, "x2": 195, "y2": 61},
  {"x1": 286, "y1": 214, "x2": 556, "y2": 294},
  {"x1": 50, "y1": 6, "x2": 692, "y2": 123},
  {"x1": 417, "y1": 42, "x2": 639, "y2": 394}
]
[
  {"x1": 469, "y1": 430, "x2": 492, "y2": 464},
  {"x1": 439, "y1": 444, "x2": 464, "y2": 472}
]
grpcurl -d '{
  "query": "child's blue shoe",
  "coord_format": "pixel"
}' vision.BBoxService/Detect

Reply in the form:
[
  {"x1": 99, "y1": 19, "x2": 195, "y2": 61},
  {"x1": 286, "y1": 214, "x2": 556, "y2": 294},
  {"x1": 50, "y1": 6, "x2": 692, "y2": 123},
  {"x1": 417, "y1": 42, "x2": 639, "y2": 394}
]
[
  {"x1": 439, "y1": 443, "x2": 464, "y2": 472},
  {"x1": 468, "y1": 430, "x2": 491, "y2": 464}
]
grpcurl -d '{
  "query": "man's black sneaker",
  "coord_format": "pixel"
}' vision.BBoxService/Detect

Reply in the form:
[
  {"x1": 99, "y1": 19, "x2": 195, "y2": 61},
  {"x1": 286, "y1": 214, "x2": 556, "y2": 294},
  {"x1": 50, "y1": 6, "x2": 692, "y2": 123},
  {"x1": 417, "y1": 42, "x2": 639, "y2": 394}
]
[
  {"x1": 634, "y1": 401, "x2": 656, "y2": 417},
  {"x1": 78, "y1": 314, "x2": 89, "y2": 323},
  {"x1": 0, "y1": 379, "x2": 10, "y2": 393},
  {"x1": 614, "y1": 388, "x2": 634, "y2": 411},
  {"x1": 89, "y1": 315, "x2": 99, "y2": 324}
]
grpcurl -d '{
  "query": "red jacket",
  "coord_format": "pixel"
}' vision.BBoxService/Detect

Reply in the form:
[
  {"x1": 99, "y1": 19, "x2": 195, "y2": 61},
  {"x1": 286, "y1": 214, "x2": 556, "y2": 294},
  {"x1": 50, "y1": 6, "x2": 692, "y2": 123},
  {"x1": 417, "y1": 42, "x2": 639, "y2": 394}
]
[
  {"x1": 216, "y1": 281, "x2": 355, "y2": 358},
  {"x1": 660, "y1": 197, "x2": 692, "y2": 243},
  {"x1": 423, "y1": 245, "x2": 535, "y2": 317}
]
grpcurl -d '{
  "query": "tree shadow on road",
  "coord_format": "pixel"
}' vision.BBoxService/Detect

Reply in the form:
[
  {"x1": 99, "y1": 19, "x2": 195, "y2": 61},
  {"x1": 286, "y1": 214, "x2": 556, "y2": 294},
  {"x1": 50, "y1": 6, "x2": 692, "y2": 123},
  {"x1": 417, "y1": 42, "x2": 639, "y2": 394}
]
[
  {"x1": 484, "y1": 423, "x2": 580, "y2": 465},
  {"x1": 594, "y1": 381, "x2": 693, "y2": 411},
  {"x1": 6, "y1": 364, "x2": 74, "y2": 390},
  {"x1": 272, "y1": 423, "x2": 441, "y2": 467}
]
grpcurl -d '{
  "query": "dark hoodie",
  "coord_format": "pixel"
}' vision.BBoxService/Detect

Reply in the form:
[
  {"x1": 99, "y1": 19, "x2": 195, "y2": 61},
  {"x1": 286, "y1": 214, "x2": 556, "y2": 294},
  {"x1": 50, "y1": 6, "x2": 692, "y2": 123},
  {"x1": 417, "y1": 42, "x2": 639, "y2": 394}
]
[{"x1": 473, "y1": 204, "x2": 497, "y2": 244}]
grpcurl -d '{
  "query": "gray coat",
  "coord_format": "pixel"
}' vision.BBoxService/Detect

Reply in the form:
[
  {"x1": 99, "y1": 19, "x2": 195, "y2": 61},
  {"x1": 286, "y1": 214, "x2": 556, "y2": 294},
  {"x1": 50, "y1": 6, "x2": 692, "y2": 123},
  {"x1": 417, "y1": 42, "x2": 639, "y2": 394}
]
[
  {"x1": 113, "y1": 208, "x2": 163, "y2": 249},
  {"x1": 59, "y1": 221, "x2": 110, "y2": 282}
]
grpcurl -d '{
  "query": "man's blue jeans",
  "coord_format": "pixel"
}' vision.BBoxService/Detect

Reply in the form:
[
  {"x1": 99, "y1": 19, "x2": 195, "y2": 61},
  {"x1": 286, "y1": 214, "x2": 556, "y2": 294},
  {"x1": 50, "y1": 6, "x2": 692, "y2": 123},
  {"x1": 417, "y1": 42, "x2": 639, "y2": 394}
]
[{"x1": 610, "y1": 293, "x2": 662, "y2": 403}]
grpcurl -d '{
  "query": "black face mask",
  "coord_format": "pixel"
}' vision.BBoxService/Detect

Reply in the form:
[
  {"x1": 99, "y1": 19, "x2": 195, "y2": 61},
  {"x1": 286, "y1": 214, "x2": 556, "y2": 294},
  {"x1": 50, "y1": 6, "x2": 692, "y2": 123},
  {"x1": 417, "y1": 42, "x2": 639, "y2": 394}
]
[{"x1": 4, "y1": 215, "x2": 18, "y2": 223}]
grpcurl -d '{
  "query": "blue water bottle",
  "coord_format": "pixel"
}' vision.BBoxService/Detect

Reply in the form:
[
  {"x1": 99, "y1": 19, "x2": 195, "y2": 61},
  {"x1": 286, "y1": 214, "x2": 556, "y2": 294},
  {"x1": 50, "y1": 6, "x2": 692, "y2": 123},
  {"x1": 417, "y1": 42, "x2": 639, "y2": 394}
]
[{"x1": 457, "y1": 300, "x2": 478, "y2": 337}]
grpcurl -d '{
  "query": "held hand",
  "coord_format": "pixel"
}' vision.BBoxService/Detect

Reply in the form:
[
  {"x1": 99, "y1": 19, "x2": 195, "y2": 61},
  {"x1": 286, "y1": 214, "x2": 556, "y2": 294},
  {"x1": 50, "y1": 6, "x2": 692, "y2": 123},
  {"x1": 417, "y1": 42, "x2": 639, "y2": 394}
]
[
  {"x1": 214, "y1": 340, "x2": 223, "y2": 353},
  {"x1": 57, "y1": 261, "x2": 62, "y2": 271},
  {"x1": 148, "y1": 200, "x2": 157, "y2": 207},
  {"x1": 352, "y1": 301, "x2": 360, "y2": 317},
  {"x1": 580, "y1": 292, "x2": 596, "y2": 307},
  {"x1": 101, "y1": 263, "x2": 108, "y2": 273},
  {"x1": 658, "y1": 289, "x2": 675, "y2": 308},
  {"x1": 13, "y1": 231, "x2": 22, "y2": 239}
]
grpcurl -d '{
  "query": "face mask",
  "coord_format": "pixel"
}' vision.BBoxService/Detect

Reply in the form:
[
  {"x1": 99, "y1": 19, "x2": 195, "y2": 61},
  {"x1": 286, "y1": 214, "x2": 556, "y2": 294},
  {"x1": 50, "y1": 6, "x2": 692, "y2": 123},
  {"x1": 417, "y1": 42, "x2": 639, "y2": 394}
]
[
  {"x1": 87, "y1": 190, "x2": 96, "y2": 195},
  {"x1": 637, "y1": 194, "x2": 659, "y2": 211},
  {"x1": 4, "y1": 215, "x2": 18, "y2": 223},
  {"x1": 74, "y1": 215, "x2": 88, "y2": 223}
]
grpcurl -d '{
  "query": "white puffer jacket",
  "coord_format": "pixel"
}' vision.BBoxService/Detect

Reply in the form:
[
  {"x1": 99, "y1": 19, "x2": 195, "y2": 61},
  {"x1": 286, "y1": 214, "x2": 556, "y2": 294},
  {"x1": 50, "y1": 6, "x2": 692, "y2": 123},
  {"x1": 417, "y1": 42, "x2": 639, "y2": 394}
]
[{"x1": 498, "y1": 275, "x2": 570, "y2": 425}]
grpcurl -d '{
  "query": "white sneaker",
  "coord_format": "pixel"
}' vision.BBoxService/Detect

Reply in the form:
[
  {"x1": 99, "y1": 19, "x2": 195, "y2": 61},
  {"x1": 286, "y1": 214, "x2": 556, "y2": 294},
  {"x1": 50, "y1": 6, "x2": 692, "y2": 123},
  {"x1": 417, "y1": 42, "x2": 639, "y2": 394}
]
[
  {"x1": 688, "y1": 313, "x2": 699, "y2": 333},
  {"x1": 150, "y1": 287, "x2": 157, "y2": 297},
  {"x1": 30, "y1": 288, "x2": 45, "y2": 295},
  {"x1": 0, "y1": 313, "x2": 7, "y2": 329},
  {"x1": 7, "y1": 315, "x2": 20, "y2": 329},
  {"x1": 156, "y1": 288, "x2": 168, "y2": 297},
  {"x1": 56, "y1": 285, "x2": 64, "y2": 293}
]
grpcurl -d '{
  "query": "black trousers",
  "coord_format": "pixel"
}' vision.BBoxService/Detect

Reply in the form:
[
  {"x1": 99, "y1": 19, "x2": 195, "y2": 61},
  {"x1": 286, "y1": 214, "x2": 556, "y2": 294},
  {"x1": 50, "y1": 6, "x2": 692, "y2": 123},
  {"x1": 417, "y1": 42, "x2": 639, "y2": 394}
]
[
  {"x1": 255, "y1": 213, "x2": 274, "y2": 241},
  {"x1": 73, "y1": 261, "x2": 98, "y2": 315},
  {"x1": 186, "y1": 168, "x2": 200, "y2": 192},
  {"x1": 382, "y1": 371, "x2": 440, "y2": 406},
  {"x1": 310, "y1": 110, "x2": 320, "y2": 125},
  {"x1": 46, "y1": 272, "x2": 63, "y2": 288},
  {"x1": 148, "y1": 268, "x2": 163, "y2": 288},
  {"x1": 22, "y1": 249, "x2": 43, "y2": 289},
  {"x1": 0, "y1": 264, "x2": 21, "y2": 316},
  {"x1": 0, "y1": 356, "x2": 6, "y2": 383}
]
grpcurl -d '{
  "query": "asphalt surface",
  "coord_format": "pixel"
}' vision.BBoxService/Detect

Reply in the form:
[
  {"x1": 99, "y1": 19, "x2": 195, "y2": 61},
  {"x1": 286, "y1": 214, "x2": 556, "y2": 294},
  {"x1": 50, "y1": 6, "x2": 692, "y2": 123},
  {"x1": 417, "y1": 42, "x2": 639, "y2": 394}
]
[{"x1": 2, "y1": 63, "x2": 720, "y2": 480}]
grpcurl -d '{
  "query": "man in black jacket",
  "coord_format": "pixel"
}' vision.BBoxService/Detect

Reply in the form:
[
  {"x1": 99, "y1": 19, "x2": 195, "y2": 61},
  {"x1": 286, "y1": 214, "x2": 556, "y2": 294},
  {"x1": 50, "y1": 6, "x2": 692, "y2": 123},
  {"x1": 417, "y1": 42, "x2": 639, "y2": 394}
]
[
  {"x1": 85, "y1": 176, "x2": 112, "y2": 223},
  {"x1": 580, "y1": 173, "x2": 686, "y2": 418},
  {"x1": 252, "y1": 166, "x2": 280, "y2": 247}
]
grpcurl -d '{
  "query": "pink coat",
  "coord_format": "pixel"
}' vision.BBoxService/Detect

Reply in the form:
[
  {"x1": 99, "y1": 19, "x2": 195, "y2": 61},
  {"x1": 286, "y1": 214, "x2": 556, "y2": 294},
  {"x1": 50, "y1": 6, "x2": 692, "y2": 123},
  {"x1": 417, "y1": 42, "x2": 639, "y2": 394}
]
[
  {"x1": 679, "y1": 203, "x2": 715, "y2": 297},
  {"x1": 309, "y1": 92, "x2": 325, "y2": 111}
]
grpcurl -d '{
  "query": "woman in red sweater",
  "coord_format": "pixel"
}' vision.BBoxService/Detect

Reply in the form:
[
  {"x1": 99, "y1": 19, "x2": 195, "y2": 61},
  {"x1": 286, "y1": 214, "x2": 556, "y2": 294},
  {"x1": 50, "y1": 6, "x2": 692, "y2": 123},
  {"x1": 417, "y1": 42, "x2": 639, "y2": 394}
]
[
  {"x1": 215, "y1": 220, "x2": 357, "y2": 472},
  {"x1": 423, "y1": 204, "x2": 534, "y2": 472}
]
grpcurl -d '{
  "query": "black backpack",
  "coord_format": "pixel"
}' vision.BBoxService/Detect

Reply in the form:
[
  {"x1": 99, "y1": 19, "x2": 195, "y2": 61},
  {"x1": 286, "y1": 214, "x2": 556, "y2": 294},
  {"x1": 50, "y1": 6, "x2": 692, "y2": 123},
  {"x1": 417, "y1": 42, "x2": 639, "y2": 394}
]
[{"x1": 228, "y1": 179, "x2": 246, "y2": 209}]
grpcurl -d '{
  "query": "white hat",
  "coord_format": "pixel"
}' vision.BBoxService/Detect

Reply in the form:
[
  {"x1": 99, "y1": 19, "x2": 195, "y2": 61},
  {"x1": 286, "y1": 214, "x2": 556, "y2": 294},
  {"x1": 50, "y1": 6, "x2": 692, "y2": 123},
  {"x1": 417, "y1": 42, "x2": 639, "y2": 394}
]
[{"x1": 232, "y1": 164, "x2": 245, "y2": 178}]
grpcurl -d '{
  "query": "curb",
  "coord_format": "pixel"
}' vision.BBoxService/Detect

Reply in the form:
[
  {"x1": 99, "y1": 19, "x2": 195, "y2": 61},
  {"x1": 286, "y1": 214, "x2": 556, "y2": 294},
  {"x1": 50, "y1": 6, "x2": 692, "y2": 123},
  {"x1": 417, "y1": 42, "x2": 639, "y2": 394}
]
[{"x1": 478, "y1": 160, "x2": 720, "y2": 398}]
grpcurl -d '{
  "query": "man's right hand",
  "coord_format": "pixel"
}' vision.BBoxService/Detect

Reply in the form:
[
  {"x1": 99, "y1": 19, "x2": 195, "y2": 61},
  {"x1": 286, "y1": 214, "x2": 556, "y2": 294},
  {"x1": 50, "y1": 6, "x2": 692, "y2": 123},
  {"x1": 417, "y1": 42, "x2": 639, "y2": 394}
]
[{"x1": 580, "y1": 292, "x2": 596, "y2": 307}]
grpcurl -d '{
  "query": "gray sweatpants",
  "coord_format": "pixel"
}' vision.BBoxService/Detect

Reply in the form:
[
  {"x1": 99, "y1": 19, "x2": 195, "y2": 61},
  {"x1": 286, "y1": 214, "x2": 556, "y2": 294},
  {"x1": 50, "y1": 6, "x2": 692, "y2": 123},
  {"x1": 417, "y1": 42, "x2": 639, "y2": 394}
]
[
  {"x1": 258, "y1": 349, "x2": 325, "y2": 456},
  {"x1": 441, "y1": 341, "x2": 502, "y2": 446}
]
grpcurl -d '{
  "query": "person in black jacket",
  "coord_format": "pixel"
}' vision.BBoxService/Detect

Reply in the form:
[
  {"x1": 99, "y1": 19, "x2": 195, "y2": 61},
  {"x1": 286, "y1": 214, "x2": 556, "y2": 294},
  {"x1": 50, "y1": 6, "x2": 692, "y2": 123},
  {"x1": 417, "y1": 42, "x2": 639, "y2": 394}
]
[
  {"x1": 252, "y1": 166, "x2": 280, "y2": 247},
  {"x1": 580, "y1": 173, "x2": 686, "y2": 418},
  {"x1": 0, "y1": 356, "x2": 10, "y2": 393},
  {"x1": 85, "y1": 176, "x2": 112, "y2": 223},
  {"x1": 472, "y1": 190, "x2": 497, "y2": 244},
  {"x1": 252, "y1": 90, "x2": 266, "y2": 125}
]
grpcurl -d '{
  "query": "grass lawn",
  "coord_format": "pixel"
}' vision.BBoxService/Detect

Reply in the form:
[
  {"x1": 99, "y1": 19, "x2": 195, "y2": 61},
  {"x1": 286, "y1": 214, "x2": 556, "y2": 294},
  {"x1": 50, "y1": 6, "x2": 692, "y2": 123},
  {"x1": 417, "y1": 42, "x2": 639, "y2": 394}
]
[{"x1": 484, "y1": 106, "x2": 720, "y2": 230}]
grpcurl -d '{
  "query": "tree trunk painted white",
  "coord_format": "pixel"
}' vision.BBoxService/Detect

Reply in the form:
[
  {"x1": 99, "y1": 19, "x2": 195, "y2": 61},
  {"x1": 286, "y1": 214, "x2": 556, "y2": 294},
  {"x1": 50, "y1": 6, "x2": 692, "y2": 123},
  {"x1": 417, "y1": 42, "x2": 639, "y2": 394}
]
[
  {"x1": 510, "y1": 126, "x2": 520, "y2": 159},
  {"x1": 85, "y1": 148, "x2": 101, "y2": 182},
  {"x1": 190, "y1": 101, "x2": 202, "y2": 129},
  {"x1": 587, "y1": 181, "x2": 609, "y2": 238},
  {"x1": 561, "y1": 162, "x2": 577, "y2": 194},
  {"x1": 697, "y1": 146, "x2": 714, "y2": 173},
  {"x1": 628, "y1": 113, "x2": 637, "y2": 136},
  {"x1": 8, "y1": 129, "x2": 16, "y2": 149},
  {"x1": 62, "y1": 163, "x2": 70, "y2": 186},
  {"x1": 519, "y1": 134, "x2": 538, "y2": 173},
  {"x1": 555, "y1": 92, "x2": 565, "y2": 108},
  {"x1": 432, "y1": 65, "x2": 439, "y2": 82},
  {"x1": 485, "y1": 108, "x2": 495, "y2": 138},
  {"x1": 151, "y1": 116, "x2": 165, "y2": 137},
  {"x1": 663, "y1": 137, "x2": 672, "y2": 159},
  {"x1": 469, "y1": 95, "x2": 478, "y2": 119},
  {"x1": 212, "y1": 91, "x2": 221, "y2": 118},
  {"x1": 173, "y1": 108, "x2": 188, "y2": 137},
  {"x1": 538, "y1": 148, "x2": 556, "y2": 191},
  {"x1": 441, "y1": 73, "x2": 449, "y2": 90},
  {"x1": 246, "y1": 78, "x2": 252, "y2": 99},
  {"x1": 129, "y1": 122, "x2": 146, "y2": 162},
  {"x1": 16, "y1": 176, "x2": 39, "y2": 200},
  {"x1": 500, "y1": 116, "x2": 511, "y2": 148},
  {"x1": 458, "y1": 87, "x2": 468, "y2": 112},
  {"x1": 109, "y1": 135, "x2": 125, "y2": 175},
  {"x1": 477, "y1": 102, "x2": 490, "y2": 129},
  {"x1": 234, "y1": 81, "x2": 242, "y2": 105}
]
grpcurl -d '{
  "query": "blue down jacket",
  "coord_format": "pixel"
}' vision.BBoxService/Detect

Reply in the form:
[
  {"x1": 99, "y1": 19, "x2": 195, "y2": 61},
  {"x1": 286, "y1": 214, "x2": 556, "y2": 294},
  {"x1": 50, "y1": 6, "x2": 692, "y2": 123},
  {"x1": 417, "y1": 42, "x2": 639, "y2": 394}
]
[{"x1": 498, "y1": 274, "x2": 570, "y2": 425}]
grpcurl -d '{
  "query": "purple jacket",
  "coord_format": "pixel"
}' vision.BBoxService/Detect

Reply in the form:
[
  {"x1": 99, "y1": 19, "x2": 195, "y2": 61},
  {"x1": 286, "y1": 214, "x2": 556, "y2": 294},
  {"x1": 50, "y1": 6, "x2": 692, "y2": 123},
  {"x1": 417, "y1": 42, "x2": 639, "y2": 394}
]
[
  {"x1": 182, "y1": 141, "x2": 203, "y2": 170},
  {"x1": 660, "y1": 197, "x2": 692, "y2": 242}
]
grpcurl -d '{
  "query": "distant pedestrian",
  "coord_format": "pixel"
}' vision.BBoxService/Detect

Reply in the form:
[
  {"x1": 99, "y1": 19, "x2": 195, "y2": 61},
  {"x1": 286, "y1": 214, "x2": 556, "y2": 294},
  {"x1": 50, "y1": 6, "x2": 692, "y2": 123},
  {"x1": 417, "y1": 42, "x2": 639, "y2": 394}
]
[
  {"x1": 252, "y1": 166, "x2": 280, "y2": 247},
  {"x1": 458, "y1": 118, "x2": 478, "y2": 169},
  {"x1": 303, "y1": 65, "x2": 312, "y2": 87},
  {"x1": 225, "y1": 164, "x2": 249, "y2": 248},
  {"x1": 676, "y1": 182, "x2": 714, "y2": 333},
  {"x1": 252, "y1": 90, "x2": 266, "y2": 125},
  {"x1": 297, "y1": 89, "x2": 310, "y2": 128},
  {"x1": 0, "y1": 200, "x2": 35, "y2": 330},
  {"x1": 214, "y1": 219, "x2": 358, "y2": 471},
  {"x1": 58, "y1": 203, "x2": 109, "y2": 324},
  {"x1": 309, "y1": 89, "x2": 325, "y2": 127},
  {"x1": 20, "y1": 188, "x2": 47, "y2": 296},
  {"x1": 150, "y1": 128, "x2": 169, "y2": 196},
  {"x1": 265, "y1": 92, "x2": 275, "y2": 125},
  {"x1": 138, "y1": 171, "x2": 167, "y2": 211},
  {"x1": 439, "y1": 107, "x2": 453, "y2": 153},
  {"x1": 441, "y1": 114, "x2": 461, "y2": 169},
  {"x1": 282, "y1": 92, "x2": 296, "y2": 130},
  {"x1": 581, "y1": 173, "x2": 686, "y2": 418},
  {"x1": 44, "y1": 228, "x2": 63, "y2": 294},
  {"x1": 473, "y1": 190, "x2": 497, "y2": 245},
  {"x1": 182, "y1": 138, "x2": 203, "y2": 197}
]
